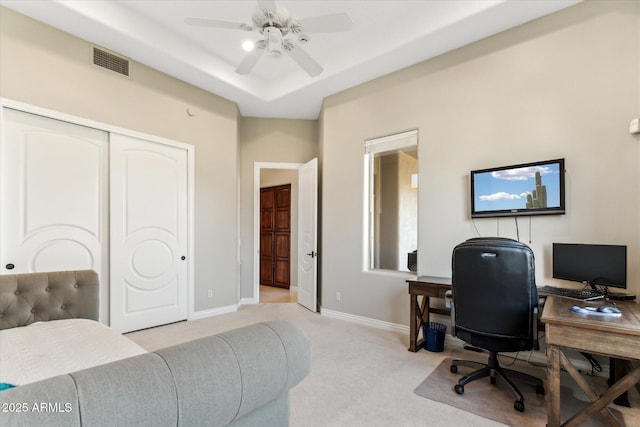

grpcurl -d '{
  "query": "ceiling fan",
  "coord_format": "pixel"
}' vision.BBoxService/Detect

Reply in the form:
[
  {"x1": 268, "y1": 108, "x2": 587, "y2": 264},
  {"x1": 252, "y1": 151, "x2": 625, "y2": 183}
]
[{"x1": 185, "y1": 0, "x2": 351, "y2": 77}]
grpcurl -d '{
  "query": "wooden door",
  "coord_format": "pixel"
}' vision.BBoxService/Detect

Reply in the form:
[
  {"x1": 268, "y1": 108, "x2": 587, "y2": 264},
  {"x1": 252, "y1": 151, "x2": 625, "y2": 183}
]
[{"x1": 260, "y1": 184, "x2": 291, "y2": 289}]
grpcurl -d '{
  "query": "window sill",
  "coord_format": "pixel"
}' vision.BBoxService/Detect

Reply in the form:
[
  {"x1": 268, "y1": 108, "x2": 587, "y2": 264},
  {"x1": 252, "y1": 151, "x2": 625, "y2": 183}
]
[{"x1": 363, "y1": 269, "x2": 417, "y2": 279}]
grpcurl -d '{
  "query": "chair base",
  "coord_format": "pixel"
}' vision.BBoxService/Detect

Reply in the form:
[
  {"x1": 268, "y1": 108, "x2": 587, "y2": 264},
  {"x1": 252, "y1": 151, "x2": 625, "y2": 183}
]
[{"x1": 450, "y1": 351, "x2": 544, "y2": 412}]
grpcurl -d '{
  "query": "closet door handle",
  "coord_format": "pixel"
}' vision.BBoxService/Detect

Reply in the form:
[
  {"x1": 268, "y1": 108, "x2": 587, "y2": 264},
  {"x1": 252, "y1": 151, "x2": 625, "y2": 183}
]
[{"x1": 5, "y1": 263, "x2": 15, "y2": 270}]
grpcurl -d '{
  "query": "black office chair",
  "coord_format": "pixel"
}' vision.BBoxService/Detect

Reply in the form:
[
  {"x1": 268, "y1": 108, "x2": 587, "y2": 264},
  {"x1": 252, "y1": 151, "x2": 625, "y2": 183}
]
[{"x1": 449, "y1": 237, "x2": 544, "y2": 412}]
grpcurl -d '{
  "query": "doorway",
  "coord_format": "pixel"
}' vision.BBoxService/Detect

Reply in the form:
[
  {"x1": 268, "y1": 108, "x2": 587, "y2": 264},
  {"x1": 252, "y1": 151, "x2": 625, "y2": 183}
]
[
  {"x1": 253, "y1": 160, "x2": 318, "y2": 309},
  {"x1": 254, "y1": 163, "x2": 301, "y2": 304},
  {"x1": 260, "y1": 184, "x2": 291, "y2": 289}
]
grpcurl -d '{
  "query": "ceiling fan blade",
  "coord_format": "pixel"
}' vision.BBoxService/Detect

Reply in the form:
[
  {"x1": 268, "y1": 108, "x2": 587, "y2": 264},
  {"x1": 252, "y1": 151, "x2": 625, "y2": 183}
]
[
  {"x1": 285, "y1": 44, "x2": 323, "y2": 77},
  {"x1": 297, "y1": 13, "x2": 352, "y2": 33},
  {"x1": 257, "y1": 0, "x2": 277, "y2": 13},
  {"x1": 185, "y1": 17, "x2": 252, "y2": 31},
  {"x1": 236, "y1": 44, "x2": 266, "y2": 75}
]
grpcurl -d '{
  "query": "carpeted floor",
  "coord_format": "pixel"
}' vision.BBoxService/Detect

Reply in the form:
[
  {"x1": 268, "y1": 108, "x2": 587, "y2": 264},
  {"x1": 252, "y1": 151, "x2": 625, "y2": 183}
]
[
  {"x1": 414, "y1": 357, "x2": 627, "y2": 427},
  {"x1": 126, "y1": 303, "x2": 640, "y2": 426}
]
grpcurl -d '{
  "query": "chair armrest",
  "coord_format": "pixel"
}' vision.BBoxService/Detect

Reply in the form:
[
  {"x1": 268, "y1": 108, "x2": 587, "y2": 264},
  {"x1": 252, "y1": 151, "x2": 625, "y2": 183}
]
[
  {"x1": 450, "y1": 299, "x2": 457, "y2": 336},
  {"x1": 532, "y1": 306, "x2": 540, "y2": 351}
]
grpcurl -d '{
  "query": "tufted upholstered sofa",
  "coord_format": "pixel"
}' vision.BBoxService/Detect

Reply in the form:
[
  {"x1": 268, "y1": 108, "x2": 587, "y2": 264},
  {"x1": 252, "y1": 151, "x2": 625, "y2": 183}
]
[{"x1": 0, "y1": 271, "x2": 311, "y2": 426}]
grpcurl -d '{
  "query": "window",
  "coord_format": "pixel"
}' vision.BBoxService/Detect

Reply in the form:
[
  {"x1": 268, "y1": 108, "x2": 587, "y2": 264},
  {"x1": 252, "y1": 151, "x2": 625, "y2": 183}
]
[{"x1": 364, "y1": 130, "x2": 418, "y2": 272}]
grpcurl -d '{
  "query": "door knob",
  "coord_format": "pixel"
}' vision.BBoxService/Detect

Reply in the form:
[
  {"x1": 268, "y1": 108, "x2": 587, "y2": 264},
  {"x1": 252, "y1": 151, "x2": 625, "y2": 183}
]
[
  {"x1": 181, "y1": 256, "x2": 186, "y2": 261},
  {"x1": 306, "y1": 251, "x2": 318, "y2": 258},
  {"x1": 5, "y1": 263, "x2": 15, "y2": 270}
]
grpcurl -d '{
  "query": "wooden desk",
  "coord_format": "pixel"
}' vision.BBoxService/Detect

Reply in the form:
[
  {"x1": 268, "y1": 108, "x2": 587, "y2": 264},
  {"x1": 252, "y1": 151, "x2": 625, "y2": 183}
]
[
  {"x1": 406, "y1": 276, "x2": 451, "y2": 352},
  {"x1": 541, "y1": 296, "x2": 640, "y2": 427}
]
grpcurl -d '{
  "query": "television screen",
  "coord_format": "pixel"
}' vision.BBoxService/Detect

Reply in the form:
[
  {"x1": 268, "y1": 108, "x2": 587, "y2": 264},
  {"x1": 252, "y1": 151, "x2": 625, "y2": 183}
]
[
  {"x1": 553, "y1": 243, "x2": 626, "y2": 289},
  {"x1": 470, "y1": 158, "x2": 565, "y2": 218}
]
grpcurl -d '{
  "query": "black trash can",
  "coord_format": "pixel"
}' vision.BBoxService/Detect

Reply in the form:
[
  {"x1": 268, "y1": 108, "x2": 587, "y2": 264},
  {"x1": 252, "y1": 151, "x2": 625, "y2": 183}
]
[{"x1": 422, "y1": 322, "x2": 447, "y2": 352}]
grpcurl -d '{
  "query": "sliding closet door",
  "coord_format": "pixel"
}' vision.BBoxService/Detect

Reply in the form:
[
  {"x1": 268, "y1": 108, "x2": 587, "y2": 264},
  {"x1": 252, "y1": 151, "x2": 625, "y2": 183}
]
[
  {"x1": 109, "y1": 133, "x2": 189, "y2": 333},
  {"x1": 0, "y1": 108, "x2": 109, "y2": 314}
]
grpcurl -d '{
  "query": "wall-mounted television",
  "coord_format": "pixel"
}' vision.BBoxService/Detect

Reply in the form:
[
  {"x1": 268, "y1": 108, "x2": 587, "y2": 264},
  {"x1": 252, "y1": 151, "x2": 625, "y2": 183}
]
[{"x1": 470, "y1": 158, "x2": 565, "y2": 218}]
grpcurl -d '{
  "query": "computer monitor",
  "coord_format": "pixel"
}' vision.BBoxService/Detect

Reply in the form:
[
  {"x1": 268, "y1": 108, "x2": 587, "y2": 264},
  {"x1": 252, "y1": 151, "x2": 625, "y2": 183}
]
[{"x1": 552, "y1": 243, "x2": 627, "y2": 290}]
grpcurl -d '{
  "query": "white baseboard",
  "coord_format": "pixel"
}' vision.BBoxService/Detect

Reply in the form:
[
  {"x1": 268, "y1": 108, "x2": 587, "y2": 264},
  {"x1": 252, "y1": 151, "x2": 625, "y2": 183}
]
[
  {"x1": 320, "y1": 307, "x2": 409, "y2": 333},
  {"x1": 190, "y1": 304, "x2": 238, "y2": 320},
  {"x1": 240, "y1": 297, "x2": 258, "y2": 305}
]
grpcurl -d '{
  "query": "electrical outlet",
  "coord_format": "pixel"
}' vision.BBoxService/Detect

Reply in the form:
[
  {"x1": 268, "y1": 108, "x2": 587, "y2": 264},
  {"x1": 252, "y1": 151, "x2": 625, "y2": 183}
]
[
  {"x1": 207, "y1": 289, "x2": 213, "y2": 298},
  {"x1": 336, "y1": 291, "x2": 341, "y2": 301}
]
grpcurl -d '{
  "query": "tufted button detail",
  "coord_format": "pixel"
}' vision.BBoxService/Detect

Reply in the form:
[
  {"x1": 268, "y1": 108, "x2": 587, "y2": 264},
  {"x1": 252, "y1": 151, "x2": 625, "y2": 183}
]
[
  {"x1": 45, "y1": 287, "x2": 50, "y2": 292},
  {"x1": 31, "y1": 309, "x2": 36, "y2": 313},
  {"x1": 61, "y1": 305, "x2": 66, "y2": 309},
  {"x1": 14, "y1": 291, "x2": 20, "y2": 296},
  {"x1": 74, "y1": 284, "x2": 79, "y2": 288}
]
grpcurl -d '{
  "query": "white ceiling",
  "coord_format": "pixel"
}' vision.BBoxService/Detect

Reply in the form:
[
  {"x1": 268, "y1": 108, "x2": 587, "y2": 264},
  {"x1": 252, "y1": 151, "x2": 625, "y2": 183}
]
[{"x1": 1, "y1": 0, "x2": 581, "y2": 119}]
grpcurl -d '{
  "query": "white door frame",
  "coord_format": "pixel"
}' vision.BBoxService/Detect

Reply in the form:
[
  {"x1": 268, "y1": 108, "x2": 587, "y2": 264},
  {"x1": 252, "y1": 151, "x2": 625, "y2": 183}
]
[
  {"x1": 253, "y1": 162, "x2": 302, "y2": 303},
  {"x1": 0, "y1": 98, "x2": 195, "y2": 325}
]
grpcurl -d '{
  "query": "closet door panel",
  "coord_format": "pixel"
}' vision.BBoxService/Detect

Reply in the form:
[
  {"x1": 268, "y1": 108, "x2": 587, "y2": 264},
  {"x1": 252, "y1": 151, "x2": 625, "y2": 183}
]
[
  {"x1": 110, "y1": 133, "x2": 188, "y2": 333},
  {"x1": 0, "y1": 108, "x2": 108, "y2": 285}
]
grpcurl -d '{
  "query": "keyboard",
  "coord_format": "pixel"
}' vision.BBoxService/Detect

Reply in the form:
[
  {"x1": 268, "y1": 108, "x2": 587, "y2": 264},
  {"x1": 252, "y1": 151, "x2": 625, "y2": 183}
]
[{"x1": 538, "y1": 285, "x2": 604, "y2": 301}]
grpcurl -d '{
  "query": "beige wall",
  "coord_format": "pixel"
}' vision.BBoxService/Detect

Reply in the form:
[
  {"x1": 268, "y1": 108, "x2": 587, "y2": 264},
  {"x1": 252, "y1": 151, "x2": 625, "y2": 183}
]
[
  {"x1": 239, "y1": 117, "x2": 318, "y2": 300},
  {"x1": 0, "y1": 7, "x2": 240, "y2": 312},
  {"x1": 321, "y1": 0, "x2": 640, "y2": 326}
]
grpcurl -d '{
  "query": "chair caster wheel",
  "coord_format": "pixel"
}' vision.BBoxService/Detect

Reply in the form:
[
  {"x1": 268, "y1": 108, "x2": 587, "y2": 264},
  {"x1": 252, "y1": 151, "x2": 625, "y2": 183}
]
[
  {"x1": 490, "y1": 377, "x2": 496, "y2": 385},
  {"x1": 450, "y1": 365, "x2": 458, "y2": 374},
  {"x1": 454, "y1": 384, "x2": 464, "y2": 395},
  {"x1": 514, "y1": 400, "x2": 525, "y2": 412},
  {"x1": 536, "y1": 384, "x2": 545, "y2": 396}
]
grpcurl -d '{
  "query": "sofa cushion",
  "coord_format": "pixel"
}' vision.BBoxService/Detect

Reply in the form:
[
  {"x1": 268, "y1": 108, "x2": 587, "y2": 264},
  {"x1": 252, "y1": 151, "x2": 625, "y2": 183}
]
[
  {"x1": 0, "y1": 375, "x2": 79, "y2": 426},
  {"x1": 155, "y1": 334, "x2": 243, "y2": 426},
  {"x1": 71, "y1": 353, "x2": 177, "y2": 427}
]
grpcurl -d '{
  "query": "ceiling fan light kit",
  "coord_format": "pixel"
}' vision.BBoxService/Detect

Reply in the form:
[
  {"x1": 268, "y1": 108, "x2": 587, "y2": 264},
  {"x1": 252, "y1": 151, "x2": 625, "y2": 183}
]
[
  {"x1": 264, "y1": 26, "x2": 283, "y2": 58},
  {"x1": 185, "y1": 0, "x2": 352, "y2": 77}
]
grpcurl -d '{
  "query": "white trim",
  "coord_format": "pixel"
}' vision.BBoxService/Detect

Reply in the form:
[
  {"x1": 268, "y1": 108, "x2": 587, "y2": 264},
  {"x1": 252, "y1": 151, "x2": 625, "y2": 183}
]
[
  {"x1": 363, "y1": 129, "x2": 419, "y2": 272},
  {"x1": 240, "y1": 297, "x2": 258, "y2": 305},
  {"x1": 252, "y1": 162, "x2": 303, "y2": 304},
  {"x1": 1, "y1": 98, "x2": 196, "y2": 325},
  {"x1": 320, "y1": 307, "x2": 409, "y2": 333},
  {"x1": 364, "y1": 129, "x2": 418, "y2": 154},
  {"x1": 362, "y1": 269, "x2": 418, "y2": 279},
  {"x1": 0, "y1": 99, "x2": 193, "y2": 150},
  {"x1": 189, "y1": 304, "x2": 238, "y2": 321}
]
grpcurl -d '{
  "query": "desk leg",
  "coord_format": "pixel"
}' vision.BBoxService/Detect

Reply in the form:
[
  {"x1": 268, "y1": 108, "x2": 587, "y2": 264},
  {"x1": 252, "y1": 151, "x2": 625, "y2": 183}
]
[
  {"x1": 409, "y1": 293, "x2": 418, "y2": 352},
  {"x1": 547, "y1": 344, "x2": 561, "y2": 427},
  {"x1": 610, "y1": 358, "x2": 630, "y2": 407},
  {"x1": 559, "y1": 352, "x2": 621, "y2": 426},
  {"x1": 409, "y1": 294, "x2": 429, "y2": 352}
]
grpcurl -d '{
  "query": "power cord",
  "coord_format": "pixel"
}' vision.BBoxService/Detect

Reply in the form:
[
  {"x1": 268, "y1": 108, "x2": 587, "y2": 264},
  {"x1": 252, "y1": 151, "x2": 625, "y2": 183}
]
[{"x1": 580, "y1": 352, "x2": 602, "y2": 373}]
